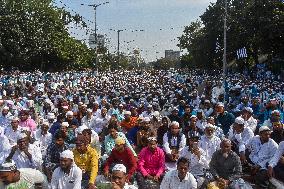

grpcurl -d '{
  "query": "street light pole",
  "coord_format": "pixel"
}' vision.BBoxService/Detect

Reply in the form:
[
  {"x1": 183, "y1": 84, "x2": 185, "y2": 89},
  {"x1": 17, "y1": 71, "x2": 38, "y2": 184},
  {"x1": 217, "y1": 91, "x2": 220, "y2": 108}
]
[
  {"x1": 223, "y1": 0, "x2": 228, "y2": 104},
  {"x1": 117, "y1": 29, "x2": 123, "y2": 66},
  {"x1": 81, "y1": 1, "x2": 109, "y2": 70}
]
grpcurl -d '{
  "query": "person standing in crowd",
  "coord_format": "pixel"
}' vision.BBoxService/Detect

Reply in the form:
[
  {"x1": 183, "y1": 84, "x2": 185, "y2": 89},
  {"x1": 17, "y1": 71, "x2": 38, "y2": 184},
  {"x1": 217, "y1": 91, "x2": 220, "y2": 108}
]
[
  {"x1": 160, "y1": 157, "x2": 197, "y2": 189},
  {"x1": 51, "y1": 150, "x2": 82, "y2": 189}
]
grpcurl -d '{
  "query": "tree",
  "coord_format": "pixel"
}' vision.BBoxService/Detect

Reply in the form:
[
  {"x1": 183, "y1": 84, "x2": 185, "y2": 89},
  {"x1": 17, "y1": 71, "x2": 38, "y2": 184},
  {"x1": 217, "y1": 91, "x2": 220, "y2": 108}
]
[
  {"x1": 178, "y1": 0, "x2": 284, "y2": 69},
  {"x1": 0, "y1": 0, "x2": 95, "y2": 71}
]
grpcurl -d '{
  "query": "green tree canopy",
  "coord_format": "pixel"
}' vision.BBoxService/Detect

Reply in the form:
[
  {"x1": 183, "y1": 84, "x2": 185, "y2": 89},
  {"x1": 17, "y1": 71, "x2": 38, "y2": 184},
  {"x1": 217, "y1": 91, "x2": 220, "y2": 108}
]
[{"x1": 0, "y1": 0, "x2": 95, "y2": 71}]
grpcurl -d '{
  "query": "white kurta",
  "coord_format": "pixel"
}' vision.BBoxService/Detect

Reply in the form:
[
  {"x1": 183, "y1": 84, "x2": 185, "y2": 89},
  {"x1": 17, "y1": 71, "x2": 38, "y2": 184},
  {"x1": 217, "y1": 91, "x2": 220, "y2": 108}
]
[
  {"x1": 199, "y1": 135, "x2": 221, "y2": 163},
  {"x1": 228, "y1": 127, "x2": 254, "y2": 152},
  {"x1": 51, "y1": 164, "x2": 82, "y2": 189},
  {"x1": 246, "y1": 136, "x2": 278, "y2": 169},
  {"x1": 160, "y1": 170, "x2": 197, "y2": 189},
  {"x1": 269, "y1": 141, "x2": 284, "y2": 168}
]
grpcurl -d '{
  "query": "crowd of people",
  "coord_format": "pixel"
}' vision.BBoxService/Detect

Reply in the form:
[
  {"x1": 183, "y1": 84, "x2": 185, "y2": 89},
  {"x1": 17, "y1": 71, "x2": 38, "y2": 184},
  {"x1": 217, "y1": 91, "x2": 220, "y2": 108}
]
[{"x1": 0, "y1": 69, "x2": 283, "y2": 189}]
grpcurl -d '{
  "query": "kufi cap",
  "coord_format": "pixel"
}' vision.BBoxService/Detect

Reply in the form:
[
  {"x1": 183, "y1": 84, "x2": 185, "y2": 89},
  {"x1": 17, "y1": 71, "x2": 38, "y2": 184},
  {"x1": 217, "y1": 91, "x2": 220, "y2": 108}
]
[
  {"x1": 244, "y1": 107, "x2": 253, "y2": 113},
  {"x1": 235, "y1": 117, "x2": 245, "y2": 125},
  {"x1": 76, "y1": 125, "x2": 89, "y2": 134},
  {"x1": 115, "y1": 137, "x2": 125, "y2": 145},
  {"x1": 147, "y1": 104, "x2": 153, "y2": 108},
  {"x1": 42, "y1": 120, "x2": 49, "y2": 126},
  {"x1": 17, "y1": 133, "x2": 27, "y2": 141},
  {"x1": 143, "y1": 117, "x2": 151, "y2": 122},
  {"x1": 3, "y1": 106, "x2": 9, "y2": 110},
  {"x1": 61, "y1": 122, "x2": 69, "y2": 127},
  {"x1": 204, "y1": 100, "x2": 210, "y2": 103},
  {"x1": 205, "y1": 123, "x2": 216, "y2": 129},
  {"x1": 124, "y1": 111, "x2": 131, "y2": 115},
  {"x1": 190, "y1": 115, "x2": 197, "y2": 119},
  {"x1": 0, "y1": 161, "x2": 17, "y2": 172},
  {"x1": 11, "y1": 117, "x2": 19, "y2": 121},
  {"x1": 60, "y1": 150, "x2": 74, "y2": 160},
  {"x1": 62, "y1": 106, "x2": 69, "y2": 109},
  {"x1": 170, "y1": 121, "x2": 180, "y2": 127},
  {"x1": 271, "y1": 110, "x2": 280, "y2": 114},
  {"x1": 216, "y1": 102, "x2": 224, "y2": 107},
  {"x1": 66, "y1": 111, "x2": 73, "y2": 116},
  {"x1": 259, "y1": 126, "x2": 271, "y2": 133},
  {"x1": 87, "y1": 108, "x2": 93, "y2": 113},
  {"x1": 47, "y1": 113, "x2": 55, "y2": 119},
  {"x1": 112, "y1": 164, "x2": 126, "y2": 173}
]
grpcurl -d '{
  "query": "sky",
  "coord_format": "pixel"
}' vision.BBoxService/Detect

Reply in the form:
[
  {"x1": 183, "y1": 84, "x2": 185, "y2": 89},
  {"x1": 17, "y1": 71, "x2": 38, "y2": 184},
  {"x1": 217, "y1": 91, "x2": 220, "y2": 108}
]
[{"x1": 54, "y1": 0, "x2": 217, "y2": 62}]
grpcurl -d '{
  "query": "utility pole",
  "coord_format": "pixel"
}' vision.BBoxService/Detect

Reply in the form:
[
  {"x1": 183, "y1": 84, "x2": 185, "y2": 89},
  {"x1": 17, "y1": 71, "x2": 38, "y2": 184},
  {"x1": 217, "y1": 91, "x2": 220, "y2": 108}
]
[
  {"x1": 81, "y1": 1, "x2": 109, "y2": 70},
  {"x1": 117, "y1": 29, "x2": 123, "y2": 66},
  {"x1": 223, "y1": 0, "x2": 228, "y2": 104}
]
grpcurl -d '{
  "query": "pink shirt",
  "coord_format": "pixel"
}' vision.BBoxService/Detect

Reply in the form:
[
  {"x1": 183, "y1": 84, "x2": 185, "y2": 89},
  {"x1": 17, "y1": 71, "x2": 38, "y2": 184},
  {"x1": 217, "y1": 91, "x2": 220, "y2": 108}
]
[
  {"x1": 19, "y1": 118, "x2": 37, "y2": 132},
  {"x1": 138, "y1": 146, "x2": 165, "y2": 177}
]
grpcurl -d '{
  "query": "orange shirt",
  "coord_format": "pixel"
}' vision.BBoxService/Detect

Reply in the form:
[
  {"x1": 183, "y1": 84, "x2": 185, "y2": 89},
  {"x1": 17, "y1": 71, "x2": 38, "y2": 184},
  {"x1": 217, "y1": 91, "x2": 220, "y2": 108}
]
[{"x1": 120, "y1": 116, "x2": 137, "y2": 131}]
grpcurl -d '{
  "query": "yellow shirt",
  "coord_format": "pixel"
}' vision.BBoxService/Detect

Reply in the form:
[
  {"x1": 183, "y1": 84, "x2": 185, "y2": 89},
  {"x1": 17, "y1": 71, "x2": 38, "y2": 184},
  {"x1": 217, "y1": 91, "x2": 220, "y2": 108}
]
[{"x1": 73, "y1": 146, "x2": 98, "y2": 184}]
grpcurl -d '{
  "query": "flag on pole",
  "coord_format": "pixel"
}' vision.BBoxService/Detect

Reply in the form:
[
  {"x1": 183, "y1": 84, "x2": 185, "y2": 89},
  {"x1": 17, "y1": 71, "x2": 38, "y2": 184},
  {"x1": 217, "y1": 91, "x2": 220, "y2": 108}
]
[{"x1": 236, "y1": 47, "x2": 247, "y2": 59}]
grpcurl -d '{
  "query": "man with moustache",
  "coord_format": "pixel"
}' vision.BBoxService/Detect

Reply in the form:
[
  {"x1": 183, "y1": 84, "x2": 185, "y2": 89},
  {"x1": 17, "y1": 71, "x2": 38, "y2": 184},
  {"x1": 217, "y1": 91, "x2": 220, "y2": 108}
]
[
  {"x1": 51, "y1": 150, "x2": 82, "y2": 189},
  {"x1": 208, "y1": 139, "x2": 242, "y2": 188}
]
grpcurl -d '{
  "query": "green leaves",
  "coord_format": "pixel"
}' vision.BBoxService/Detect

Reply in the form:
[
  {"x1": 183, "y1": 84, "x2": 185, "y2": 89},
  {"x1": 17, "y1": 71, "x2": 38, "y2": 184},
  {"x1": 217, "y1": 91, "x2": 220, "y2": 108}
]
[
  {"x1": 0, "y1": 0, "x2": 95, "y2": 71},
  {"x1": 178, "y1": 0, "x2": 283, "y2": 68}
]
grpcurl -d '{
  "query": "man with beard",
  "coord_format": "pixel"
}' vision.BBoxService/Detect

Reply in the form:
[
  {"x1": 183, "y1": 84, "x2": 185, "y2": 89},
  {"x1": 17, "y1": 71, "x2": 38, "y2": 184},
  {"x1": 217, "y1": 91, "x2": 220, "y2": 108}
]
[
  {"x1": 199, "y1": 123, "x2": 221, "y2": 163},
  {"x1": 245, "y1": 126, "x2": 278, "y2": 188},
  {"x1": 0, "y1": 106, "x2": 12, "y2": 128},
  {"x1": 5, "y1": 133, "x2": 42, "y2": 170},
  {"x1": 270, "y1": 122, "x2": 284, "y2": 144},
  {"x1": 208, "y1": 139, "x2": 242, "y2": 189},
  {"x1": 51, "y1": 150, "x2": 82, "y2": 189},
  {"x1": 0, "y1": 160, "x2": 48, "y2": 189}
]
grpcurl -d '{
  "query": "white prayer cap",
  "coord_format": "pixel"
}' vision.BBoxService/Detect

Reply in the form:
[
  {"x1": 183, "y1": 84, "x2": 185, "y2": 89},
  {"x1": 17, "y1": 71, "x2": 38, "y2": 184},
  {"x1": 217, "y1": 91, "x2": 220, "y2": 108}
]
[
  {"x1": 77, "y1": 125, "x2": 89, "y2": 134},
  {"x1": 124, "y1": 111, "x2": 131, "y2": 115},
  {"x1": 66, "y1": 111, "x2": 73, "y2": 116},
  {"x1": 87, "y1": 108, "x2": 93, "y2": 113},
  {"x1": 271, "y1": 110, "x2": 280, "y2": 114},
  {"x1": 152, "y1": 111, "x2": 160, "y2": 118},
  {"x1": 42, "y1": 120, "x2": 49, "y2": 126},
  {"x1": 235, "y1": 117, "x2": 245, "y2": 125},
  {"x1": 11, "y1": 117, "x2": 19, "y2": 121},
  {"x1": 2, "y1": 106, "x2": 9, "y2": 110},
  {"x1": 205, "y1": 123, "x2": 216, "y2": 129},
  {"x1": 259, "y1": 126, "x2": 271, "y2": 133},
  {"x1": 61, "y1": 122, "x2": 69, "y2": 127},
  {"x1": 170, "y1": 121, "x2": 180, "y2": 127},
  {"x1": 216, "y1": 102, "x2": 224, "y2": 107},
  {"x1": 17, "y1": 133, "x2": 27, "y2": 141},
  {"x1": 190, "y1": 115, "x2": 197, "y2": 119},
  {"x1": 60, "y1": 150, "x2": 74, "y2": 160},
  {"x1": 0, "y1": 160, "x2": 17, "y2": 172},
  {"x1": 62, "y1": 105, "x2": 69, "y2": 109},
  {"x1": 143, "y1": 117, "x2": 151, "y2": 122},
  {"x1": 112, "y1": 164, "x2": 126, "y2": 173},
  {"x1": 244, "y1": 107, "x2": 253, "y2": 113},
  {"x1": 47, "y1": 113, "x2": 55, "y2": 119}
]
